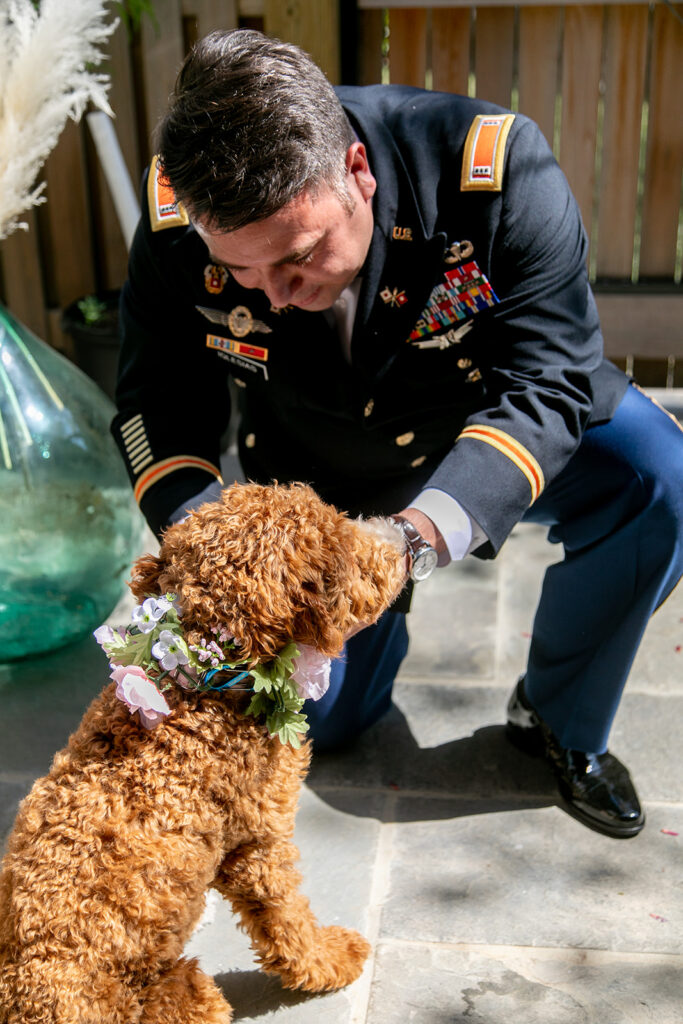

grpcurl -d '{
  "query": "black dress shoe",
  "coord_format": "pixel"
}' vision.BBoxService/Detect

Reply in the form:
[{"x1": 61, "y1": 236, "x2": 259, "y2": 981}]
[{"x1": 506, "y1": 678, "x2": 645, "y2": 839}]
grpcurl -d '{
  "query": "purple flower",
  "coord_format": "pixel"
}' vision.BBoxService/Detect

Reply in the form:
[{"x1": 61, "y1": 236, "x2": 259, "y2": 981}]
[
  {"x1": 131, "y1": 597, "x2": 172, "y2": 634},
  {"x1": 93, "y1": 624, "x2": 116, "y2": 646},
  {"x1": 151, "y1": 630, "x2": 190, "y2": 670}
]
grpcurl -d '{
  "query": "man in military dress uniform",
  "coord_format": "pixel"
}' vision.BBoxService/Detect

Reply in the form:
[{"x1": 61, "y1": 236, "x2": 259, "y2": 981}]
[{"x1": 114, "y1": 29, "x2": 683, "y2": 839}]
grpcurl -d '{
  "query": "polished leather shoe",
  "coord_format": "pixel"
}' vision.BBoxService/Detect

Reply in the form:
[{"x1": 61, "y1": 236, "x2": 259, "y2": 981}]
[{"x1": 506, "y1": 678, "x2": 645, "y2": 839}]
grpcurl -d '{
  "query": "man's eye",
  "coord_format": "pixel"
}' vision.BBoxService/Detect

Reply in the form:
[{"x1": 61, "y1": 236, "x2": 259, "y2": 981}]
[{"x1": 291, "y1": 251, "x2": 314, "y2": 267}]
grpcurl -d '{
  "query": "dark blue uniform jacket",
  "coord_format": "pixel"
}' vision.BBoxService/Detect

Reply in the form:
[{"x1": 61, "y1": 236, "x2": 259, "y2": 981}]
[{"x1": 113, "y1": 85, "x2": 628, "y2": 556}]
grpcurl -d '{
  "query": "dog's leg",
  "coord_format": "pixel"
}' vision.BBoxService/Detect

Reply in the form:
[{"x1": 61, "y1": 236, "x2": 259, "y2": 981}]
[
  {"x1": 138, "y1": 957, "x2": 232, "y2": 1024},
  {"x1": 0, "y1": 956, "x2": 143, "y2": 1024},
  {"x1": 213, "y1": 837, "x2": 371, "y2": 992}
]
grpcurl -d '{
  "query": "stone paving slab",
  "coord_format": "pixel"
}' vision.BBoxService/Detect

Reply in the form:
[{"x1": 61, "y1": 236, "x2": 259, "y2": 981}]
[
  {"x1": 366, "y1": 942, "x2": 683, "y2": 1024},
  {"x1": 379, "y1": 800, "x2": 683, "y2": 955},
  {"x1": 308, "y1": 684, "x2": 683, "y2": 804},
  {"x1": 184, "y1": 785, "x2": 380, "y2": 1022}
]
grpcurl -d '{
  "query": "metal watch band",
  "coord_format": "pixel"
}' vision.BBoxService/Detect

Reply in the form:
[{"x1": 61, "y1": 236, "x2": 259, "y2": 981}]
[{"x1": 388, "y1": 515, "x2": 438, "y2": 582}]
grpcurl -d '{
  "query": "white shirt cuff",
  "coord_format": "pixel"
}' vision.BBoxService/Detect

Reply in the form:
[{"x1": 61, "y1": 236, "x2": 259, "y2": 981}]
[{"x1": 409, "y1": 487, "x2": 488, "y2": 563}]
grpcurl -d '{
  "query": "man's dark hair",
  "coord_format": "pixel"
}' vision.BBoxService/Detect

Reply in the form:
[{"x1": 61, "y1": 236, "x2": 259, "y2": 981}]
[{"x1": 156, "y1": 29, "x2": 357, "y2": 231}]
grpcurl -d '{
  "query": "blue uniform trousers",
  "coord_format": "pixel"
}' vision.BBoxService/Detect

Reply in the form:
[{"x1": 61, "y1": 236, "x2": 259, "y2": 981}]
[{"x1": 307, "y1": 384, "x2": 683, "y2": 753}]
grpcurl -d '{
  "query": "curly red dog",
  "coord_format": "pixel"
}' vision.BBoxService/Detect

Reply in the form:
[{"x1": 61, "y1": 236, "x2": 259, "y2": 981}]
[{"x1": 0, "y1": 482, "x2": 406, "y2": 1023}]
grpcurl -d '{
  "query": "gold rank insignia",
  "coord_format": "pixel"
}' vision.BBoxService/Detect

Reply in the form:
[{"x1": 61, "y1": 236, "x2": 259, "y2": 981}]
[
  {"x1": 380, "y1": 286, "x2": 408, "y2": 307},
  {"x1": 204, "y1": 264, "x2": 229, "y2": 295},
  {"x1": 392, "y1": 226, "x2": 413, "y2": 241},
  {"x1": 147, "y1": 156, "x2": 189, "y2": 232},
  {"x1": 461, "y1": 114, "x2": 515, "y2": 192}
]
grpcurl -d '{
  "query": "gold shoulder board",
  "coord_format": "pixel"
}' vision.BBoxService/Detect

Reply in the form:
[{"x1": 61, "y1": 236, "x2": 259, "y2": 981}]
[
  {"x1": 461, "y1": 114, "x2": 515, "y2": 192},
  {"x1": 147, "y1": 155, "x2": 190, "y2": 232}
]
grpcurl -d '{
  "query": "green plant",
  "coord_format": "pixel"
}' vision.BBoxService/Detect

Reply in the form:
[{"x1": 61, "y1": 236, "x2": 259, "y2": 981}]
[
  {"x1": 77, "y1": 295, "x2": 108, "y2": 325},
  {"x1": 114, "y1": 0, "x2": 158, "y2": 37}
]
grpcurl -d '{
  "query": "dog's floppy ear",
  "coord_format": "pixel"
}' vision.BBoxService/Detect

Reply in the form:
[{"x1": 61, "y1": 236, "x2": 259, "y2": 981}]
[{"x1": 129, "y1": 552, "x2": 165, "y2": 602}]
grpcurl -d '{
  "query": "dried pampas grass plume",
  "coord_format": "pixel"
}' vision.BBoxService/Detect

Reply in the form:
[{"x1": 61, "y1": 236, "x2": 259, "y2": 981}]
[{"x1": 0, "y1": 0, "x2": 117, "y2": 240}]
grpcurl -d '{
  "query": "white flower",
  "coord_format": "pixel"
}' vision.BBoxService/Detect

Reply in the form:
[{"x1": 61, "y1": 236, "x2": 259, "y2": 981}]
[
  {"x1": 131, "y1": 597, "x2": 171, "y2": 634},
  {"x1": 291, "y1": 645, "x2": 331, "y2": 701},
  {"x1": 152, "y1": 629, "x2": 190, "y2": 670}
]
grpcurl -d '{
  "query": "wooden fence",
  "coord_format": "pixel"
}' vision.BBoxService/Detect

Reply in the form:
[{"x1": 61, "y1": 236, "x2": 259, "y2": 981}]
[{"x1": 0, "y1": 0, "x2": 681, "y2": 384}]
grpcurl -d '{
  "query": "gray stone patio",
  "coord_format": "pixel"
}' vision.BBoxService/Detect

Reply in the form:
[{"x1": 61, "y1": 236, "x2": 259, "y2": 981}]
[{"x1": 1, "y1": 516, "x2": 681, "y2": 1022}]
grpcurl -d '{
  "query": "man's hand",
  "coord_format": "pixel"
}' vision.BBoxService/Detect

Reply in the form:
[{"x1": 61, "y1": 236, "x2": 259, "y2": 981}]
[{"x1": 395, "y1": 506, "x2": 448, "y2": 573}]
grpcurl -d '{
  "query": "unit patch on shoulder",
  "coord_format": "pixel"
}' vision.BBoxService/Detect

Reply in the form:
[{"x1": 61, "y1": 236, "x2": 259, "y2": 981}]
[
  {"x1": 147, "y1": 155, "x2": 190, "y2": 232},
  {"x1": 461, "y1": 114, "x2": 515, "y2": 192}
]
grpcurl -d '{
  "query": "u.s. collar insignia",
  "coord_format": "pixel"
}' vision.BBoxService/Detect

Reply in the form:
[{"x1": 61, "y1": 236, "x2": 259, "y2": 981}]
[
  {"x1": 270, "y1": 303, "x2": 293, "y2": 314},
  {"x1": 204, "y1": 264, "x2": 228, "y2": 295},
  {"x1": 444, "y1": 240, "x2": 474, "y2": 264},
  {"x1": 392, "y1": 226, "x2": 413, "y2": 241},
  {"x1": 196, "y1": 305, "x2": 272, "y2": 334},
  {"x1": 380, "y1": 286, "x2": 408, "y2": 308}
]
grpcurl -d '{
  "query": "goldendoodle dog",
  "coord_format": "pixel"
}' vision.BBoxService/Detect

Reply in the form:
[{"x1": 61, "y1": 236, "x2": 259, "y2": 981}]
[{"x1": 0, "y1": 482, "x2": 406, "y2": 1023}]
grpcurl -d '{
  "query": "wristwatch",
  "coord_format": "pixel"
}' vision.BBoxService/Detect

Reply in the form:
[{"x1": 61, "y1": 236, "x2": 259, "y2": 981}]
[{"x1": 388, "y1": 515, "x2": 439, "y2": 582}]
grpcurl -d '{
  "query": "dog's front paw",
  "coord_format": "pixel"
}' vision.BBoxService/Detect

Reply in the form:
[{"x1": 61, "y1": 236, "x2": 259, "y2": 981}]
[{"x1": 277, "y1": 925, "x2": 371, "y2": 992}]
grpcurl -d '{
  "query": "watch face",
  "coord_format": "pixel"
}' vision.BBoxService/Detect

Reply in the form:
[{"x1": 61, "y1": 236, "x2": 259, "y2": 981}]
[{"x1": 412, "y1": 546, "x2": 438, "y2": 581}]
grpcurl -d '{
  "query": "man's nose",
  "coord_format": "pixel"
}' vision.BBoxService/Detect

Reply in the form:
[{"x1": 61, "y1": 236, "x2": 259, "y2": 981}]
[{"x1": 261, "y1": 266, "x2": 300, "y2": 307}]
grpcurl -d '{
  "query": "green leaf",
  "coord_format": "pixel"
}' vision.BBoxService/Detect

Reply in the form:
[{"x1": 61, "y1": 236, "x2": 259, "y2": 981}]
[{"x1": 266, "y1": 708, "x2": 309, "y2": 748}]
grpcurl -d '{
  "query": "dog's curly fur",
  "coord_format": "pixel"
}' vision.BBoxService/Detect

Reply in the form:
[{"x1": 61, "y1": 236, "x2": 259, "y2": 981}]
[{"x1": 0, "y1": 482, "x2": 406, "y2": 1023}]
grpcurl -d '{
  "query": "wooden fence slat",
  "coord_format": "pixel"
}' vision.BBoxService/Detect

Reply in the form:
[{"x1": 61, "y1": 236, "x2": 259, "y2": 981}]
[
  {"x1": 560, "y1": 5, "x2": 604, "y2": 247},
  {"x1": 387, "y1": 6, "x2": 428, "y2": 87},
  {"x1": 431, "y1": 7, "x2": 471, "y2": 96},
  {"x1": 639, "y1": 2, "x2": 683, "y2": 279},
  {"x1": 474, "y1": 6, "x2": 515, "y2": 109},
  {"x1": 517, "y1": 6, "x2": 562, "y2": 148},
  {"x1": 264, "y1": 0, "x2": 341, "y2": 84},
  {"x1": 39, "y1": 120, "x2": 96, "y2": 309},
  {"x1": 140, "y1": 0, "x2": 186, "y2": 161},
  {"x1": 184, "y1": 0, "x2": 239, "y2": 39},
  {"x1": 0, "y1": 212, "x2": 49, "y2": 339},
  {"x1": 596, "y1": 293, "x2": 683, "y2": 357},
  {"x1": 596, "y1": 4, "x2": 648, "y2": 280},
  {"x1": 357, "y1": 8, "x2": 385, "y2": 85}
]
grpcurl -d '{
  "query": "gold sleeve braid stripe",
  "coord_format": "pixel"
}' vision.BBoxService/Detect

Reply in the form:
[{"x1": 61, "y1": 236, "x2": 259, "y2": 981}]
[
  {"x1": 133, "y1": 456, "x2": 224, "y2": 504},
  {"x1": 120, "y1": 413, "x2": 153, "y2": 474},
  {"x1": 458, "y1": 425, "x2": 544, "y2": 503}
]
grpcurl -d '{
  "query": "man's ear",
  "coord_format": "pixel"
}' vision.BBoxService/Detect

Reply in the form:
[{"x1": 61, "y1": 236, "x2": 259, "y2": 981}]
[
  {"x1": 346, "y1": 142, "x2": 376, "y2": 202},
  {"x1": 129, "y1": 553, "x2": 165, "y2": 602}
]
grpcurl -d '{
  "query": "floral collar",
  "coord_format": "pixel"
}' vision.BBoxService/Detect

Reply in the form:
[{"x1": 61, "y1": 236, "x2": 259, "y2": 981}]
[{"x1": 94, "y1": 594, "x2": 330, "y2": 748}]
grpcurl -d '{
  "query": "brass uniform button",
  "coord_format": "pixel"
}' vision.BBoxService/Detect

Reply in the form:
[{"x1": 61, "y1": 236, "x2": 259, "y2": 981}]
[
  {"x1": 245, "y1": 433, "x2": 256, "y2": 448},
  {"x1": 458, "y1": 358, "x2": 472, "y2": 369},
  {"x1": 364, "y1": 399, "x2": 375, "y2": 418},
  {"x1": 411, "y1": 455, "x2": 427, "y2": 468},
  {"x1": 395, "y1": 431, "x2": 415, "y2": 447}
]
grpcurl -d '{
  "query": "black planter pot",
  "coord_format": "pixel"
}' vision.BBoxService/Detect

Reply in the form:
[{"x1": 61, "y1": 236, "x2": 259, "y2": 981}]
[{"x1": 61, "y1": 290, "x2": 121, "y2": 401}]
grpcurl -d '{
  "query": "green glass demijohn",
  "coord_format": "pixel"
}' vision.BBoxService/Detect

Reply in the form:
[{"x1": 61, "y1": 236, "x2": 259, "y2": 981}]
[{"x1": 0, "y1": 303, "x2": 146, "y2": 661}]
